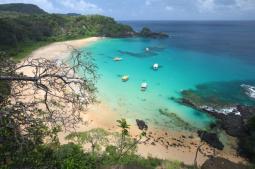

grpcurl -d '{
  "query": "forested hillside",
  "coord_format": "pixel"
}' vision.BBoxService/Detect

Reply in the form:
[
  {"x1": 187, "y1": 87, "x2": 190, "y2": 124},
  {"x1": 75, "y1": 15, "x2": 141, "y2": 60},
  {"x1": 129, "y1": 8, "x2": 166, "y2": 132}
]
[
  {"x1": 0, "y1": 3, "x2": 46, "y2": 14},
  {"x1": 0, "y1": 3, "x2": 134, "y2": 59}
]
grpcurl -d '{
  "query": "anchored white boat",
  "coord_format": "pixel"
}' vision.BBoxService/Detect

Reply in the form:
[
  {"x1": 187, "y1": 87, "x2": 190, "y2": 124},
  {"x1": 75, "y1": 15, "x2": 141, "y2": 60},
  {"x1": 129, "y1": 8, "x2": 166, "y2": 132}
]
[
  {"x1": 122, "y1": 75, "x2": 129, "y2": 82},
  {"x1": 153, "y1": 63, "x2": 159, "y2": 70},
  {"x1": 141, "y1": 82, "x2": 148, "y2": 91},
  {"x1": 113, "y1": 57, "x2": 123, "y2": 61},
  {"x1": 145, "y1": 47, "x2": 150, "y2": 52}
]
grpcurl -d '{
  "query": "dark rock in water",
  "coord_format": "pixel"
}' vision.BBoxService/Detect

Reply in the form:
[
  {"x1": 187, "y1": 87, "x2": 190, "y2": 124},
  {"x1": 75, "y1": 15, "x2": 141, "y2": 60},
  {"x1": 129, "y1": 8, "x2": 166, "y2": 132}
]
[
  {"x1": 220, "y1": 114, "x2": 244, "y2": 137},
  {"x1": 178, "y1": 83, "x2": 255, "y2": 160},
  {"x1": 201, "y1": 157, "x2": 247, "y2": 169},
  {"x1": 136, "y1": 119, "x2": 148, "y2": 130},
  {"x1": 118, "y1": 50, "x2": 158, "y2": 58},
  {"x1": 178, "y1": 96, "x2": 255, "y2": 137},
  {"x1": 198, "y1": 105, "x2": 255, "y2": 137},
  {"x1": 138, "y1": 27, "x2": 169, "y2": 39},
  {"x1": 237, "y1": 105, "x2": 255, "y2": 121},
  {"x1": 197, "y1": 130, "x2": 224, "y2": 150}
]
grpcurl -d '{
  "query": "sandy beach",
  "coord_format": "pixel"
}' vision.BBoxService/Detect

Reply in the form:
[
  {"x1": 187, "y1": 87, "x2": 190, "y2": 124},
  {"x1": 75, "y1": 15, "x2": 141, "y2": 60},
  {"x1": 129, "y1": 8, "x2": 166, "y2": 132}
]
[
  {"x1": 22, "y1": 37, "x2": 246, "y2": 166},
  {"x1": 28, "y1": 37, "x2": 101, "y2": 61}
]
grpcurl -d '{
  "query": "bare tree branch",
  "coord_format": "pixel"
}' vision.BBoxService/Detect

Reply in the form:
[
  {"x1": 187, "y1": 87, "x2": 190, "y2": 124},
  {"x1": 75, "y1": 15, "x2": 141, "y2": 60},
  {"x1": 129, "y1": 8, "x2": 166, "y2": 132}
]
[{"x1": 0, "y1": 49, "x2": 97, "y2": 133}]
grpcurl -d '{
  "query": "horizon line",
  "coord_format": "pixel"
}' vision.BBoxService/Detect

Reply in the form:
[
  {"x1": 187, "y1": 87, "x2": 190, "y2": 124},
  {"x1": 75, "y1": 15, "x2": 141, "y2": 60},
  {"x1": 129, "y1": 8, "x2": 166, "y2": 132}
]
[{"x1": 118, "y1": 19, "x2": 255, "y2": 22}]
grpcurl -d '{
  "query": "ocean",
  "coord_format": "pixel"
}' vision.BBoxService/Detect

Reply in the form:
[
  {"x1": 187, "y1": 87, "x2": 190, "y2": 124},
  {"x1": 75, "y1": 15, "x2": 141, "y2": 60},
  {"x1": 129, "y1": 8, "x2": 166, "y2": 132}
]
[{"x1": 79, "y1": 21, "x2": 255, "y2": 131}]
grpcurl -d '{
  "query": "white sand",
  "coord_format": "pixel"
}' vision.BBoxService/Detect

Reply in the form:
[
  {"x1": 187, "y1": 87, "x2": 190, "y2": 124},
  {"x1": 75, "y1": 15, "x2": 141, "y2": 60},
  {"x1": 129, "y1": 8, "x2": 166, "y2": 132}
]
[{"x1": 28, "y1": 37, "x2": 101, "y2": 61}]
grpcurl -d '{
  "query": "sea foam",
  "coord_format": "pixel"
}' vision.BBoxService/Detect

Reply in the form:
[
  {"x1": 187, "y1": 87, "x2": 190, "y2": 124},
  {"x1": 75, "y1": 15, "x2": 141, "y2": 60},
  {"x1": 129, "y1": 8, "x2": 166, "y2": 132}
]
[{"x1": 241, "y1": 84, "x2": 255, "y2": 99}]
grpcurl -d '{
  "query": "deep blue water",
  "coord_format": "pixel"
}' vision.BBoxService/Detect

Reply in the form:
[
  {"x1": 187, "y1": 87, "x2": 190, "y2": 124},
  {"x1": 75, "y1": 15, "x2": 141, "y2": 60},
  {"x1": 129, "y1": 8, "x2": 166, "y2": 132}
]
[{"x1": 121, "y1": 21, "x2": 255, "y2": 64}]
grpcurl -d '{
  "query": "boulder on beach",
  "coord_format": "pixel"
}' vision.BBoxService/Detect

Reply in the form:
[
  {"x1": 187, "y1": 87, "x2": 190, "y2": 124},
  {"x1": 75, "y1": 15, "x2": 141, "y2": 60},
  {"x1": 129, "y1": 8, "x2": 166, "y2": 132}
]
[
  {"x1": 136, "y1": 119, "x2": 148, "y2": 130},
  {"x1": 197, "y1": 130, "x2": 224, "y2": 150}
]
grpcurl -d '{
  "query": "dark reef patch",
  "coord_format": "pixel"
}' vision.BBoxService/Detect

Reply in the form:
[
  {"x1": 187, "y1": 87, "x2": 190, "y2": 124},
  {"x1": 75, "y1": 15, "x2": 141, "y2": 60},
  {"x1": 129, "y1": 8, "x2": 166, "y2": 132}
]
[
  {"x1": 158, "y1": 108, "x2": 197, "y2": 131},
  {"x1": 117, "y1": 45, "x2": 165, "y2": 58},
  {"x1": 118, "y1": 50, "x2": 158, "y2": 58},
  {"x1": 180, "y1": 80, "x2": 255, "y2": 108}
]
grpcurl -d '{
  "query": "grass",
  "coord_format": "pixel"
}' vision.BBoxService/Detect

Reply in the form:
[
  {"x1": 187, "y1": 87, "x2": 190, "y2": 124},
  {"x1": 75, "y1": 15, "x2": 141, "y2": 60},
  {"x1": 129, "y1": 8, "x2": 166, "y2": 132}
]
[
  {"x1": 13, "y1": 40, "x2": 53, "y2": 61},
  {"x1": 160, "y1": 160, "x2": 196, "y2": 169}
]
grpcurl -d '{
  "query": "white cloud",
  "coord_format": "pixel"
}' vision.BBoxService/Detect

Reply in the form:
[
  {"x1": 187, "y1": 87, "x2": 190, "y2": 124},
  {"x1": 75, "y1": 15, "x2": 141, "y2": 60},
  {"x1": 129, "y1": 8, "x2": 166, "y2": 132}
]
[
  {"x1": 197, "y1": 0, "x2": 215, "y2": 12},
  {"x1": 0, "y1": 0, "x2": 103, "y2": 14},
  {"x1": 165, "y1": 5, "x2": 173, "y2": 11},
  {"x1": 59, "y1": 0, "x2": 103, "y2": 14},
  {"x1": 197, "y1": 0, "x2": 255, "y2": 12},
  {"x1": 235, "y1": 0, "x2": 255, "y2": 10}
]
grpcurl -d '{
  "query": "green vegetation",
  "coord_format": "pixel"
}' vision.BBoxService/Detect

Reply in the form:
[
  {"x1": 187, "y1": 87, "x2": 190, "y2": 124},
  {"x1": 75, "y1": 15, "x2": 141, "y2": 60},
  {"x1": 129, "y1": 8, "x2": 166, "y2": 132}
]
[
  {"x1": 0, "y1": 4, "x2": 134, "y2": 60},
  {"x1": 0, "y1": 52, "x2": 11, "y2": 102},
  {"x1": 66, "y1": 128, "x2": 109, "y2": 154},
  {"x1": 0, "y1": 112, "x2": 192, "y2": 169},
  {"x1": 0, "y1": 3, "x2": 46, "y2": 14},
  {"x1": 161, "y1": 160, "x2": 191, "y2": 169},
  {"x1": 11, "y1": 41, "x2": 53, "y2": 61}
]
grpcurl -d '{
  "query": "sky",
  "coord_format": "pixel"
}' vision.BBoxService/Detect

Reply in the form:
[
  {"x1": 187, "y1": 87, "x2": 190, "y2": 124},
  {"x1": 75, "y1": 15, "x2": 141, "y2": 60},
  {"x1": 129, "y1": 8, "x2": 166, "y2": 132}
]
[{"x1": 0, "y1": 0, "x2": 255, "y2": 20}]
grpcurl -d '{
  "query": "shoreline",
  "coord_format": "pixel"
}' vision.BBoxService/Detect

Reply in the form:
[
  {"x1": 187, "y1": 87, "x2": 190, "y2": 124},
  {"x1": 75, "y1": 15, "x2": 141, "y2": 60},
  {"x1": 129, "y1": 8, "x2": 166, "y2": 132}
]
[
  {"x1": 24, "y1": 37, "x2": 246, "y2": 166},
  {"x1": 27, "y1": 37, "x2": 102, "y2": 61}
]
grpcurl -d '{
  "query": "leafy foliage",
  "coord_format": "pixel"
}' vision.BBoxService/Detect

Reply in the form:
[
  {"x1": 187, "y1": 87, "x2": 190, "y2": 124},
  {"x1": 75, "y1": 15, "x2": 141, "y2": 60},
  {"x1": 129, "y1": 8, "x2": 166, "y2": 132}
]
[
  {"x1": 54, "y1": 143, "x2": 98, "y2": 169},
  {"x1": 0, "y1": 12, "x2": 134, "y2": 58},
  {"x1": 66, "y1": 128, "x2": 109, "y2": 154}
]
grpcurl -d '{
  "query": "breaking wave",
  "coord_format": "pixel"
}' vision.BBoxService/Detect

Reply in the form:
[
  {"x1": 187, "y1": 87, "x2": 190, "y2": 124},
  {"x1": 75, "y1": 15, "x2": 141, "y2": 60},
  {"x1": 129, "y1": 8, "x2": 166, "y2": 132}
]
[{"x1": 241, "y1": 84, "x2": 255, "y2": 99}]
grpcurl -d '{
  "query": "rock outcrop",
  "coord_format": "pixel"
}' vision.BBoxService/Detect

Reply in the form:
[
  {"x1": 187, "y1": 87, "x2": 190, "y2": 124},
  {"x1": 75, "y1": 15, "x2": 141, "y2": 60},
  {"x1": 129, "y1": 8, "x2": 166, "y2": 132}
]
[
  {"x1": 138, "y1": 27, "x2": 169, "y2": 38},
  {"x1": 201, "y1": 157, "x2": 247, "y2": 169},
  {"x1": 180, "y1": 95, "x2": 255, "y2": 137},
  {"x1": 197, "y1": 130, "x2": 224, "y2": 150},
  {"x1": 136, "y1": 119, "x2": 148, "y2": 130}
]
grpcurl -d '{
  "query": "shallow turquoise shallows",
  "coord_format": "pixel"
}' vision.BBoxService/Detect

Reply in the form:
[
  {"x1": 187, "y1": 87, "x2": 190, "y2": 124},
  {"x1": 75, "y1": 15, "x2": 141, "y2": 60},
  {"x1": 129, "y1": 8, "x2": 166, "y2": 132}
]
[{"x1": 79, "y1": 38, "x2": 255, "y2": 131}]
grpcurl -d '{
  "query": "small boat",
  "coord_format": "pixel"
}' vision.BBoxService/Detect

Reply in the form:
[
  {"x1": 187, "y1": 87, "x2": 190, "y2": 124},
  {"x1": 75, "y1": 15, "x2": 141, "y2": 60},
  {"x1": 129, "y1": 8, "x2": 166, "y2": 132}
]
[
  {"x1": 153, "y1": 63, "x2": 159, "y2": 70},
  {"x1": 122, "y1": 75, "x2": 129, "y2": 82},
  {"x1": 141, "y1": 82, "x2": 148, "y2": 91},
  {"x1": 145, "y1": 48, "x2": 150, "y2": 52},
  {"x1": 113, "y1": 57, "x2": 123, "y2": 61}
]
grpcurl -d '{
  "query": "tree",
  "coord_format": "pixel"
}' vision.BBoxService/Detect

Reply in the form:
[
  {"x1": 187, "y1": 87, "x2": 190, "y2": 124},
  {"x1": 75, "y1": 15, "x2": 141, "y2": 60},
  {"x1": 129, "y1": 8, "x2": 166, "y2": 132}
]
[
  {"x1": 117, "y1": 118, "x2": 131, "y2": 155},
  {"x1": 65, "y1": 128, "x2": 109, "y2": 155},
  {"x1": 0, "y1": 49, "x2": 97, "y2": 129},
  {"x1": 0, "y1": 49, "x2": 97, "y2": 167},
  {"x1": 115, "y1": 119, "x2": 147, "y2": 167}
]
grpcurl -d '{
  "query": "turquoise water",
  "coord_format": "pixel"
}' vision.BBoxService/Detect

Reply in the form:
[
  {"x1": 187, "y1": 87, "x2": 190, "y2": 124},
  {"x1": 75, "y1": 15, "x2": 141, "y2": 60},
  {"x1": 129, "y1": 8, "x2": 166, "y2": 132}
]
[{"x1": 79, "y1": 37, "x2": 255, "y2": 131}]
